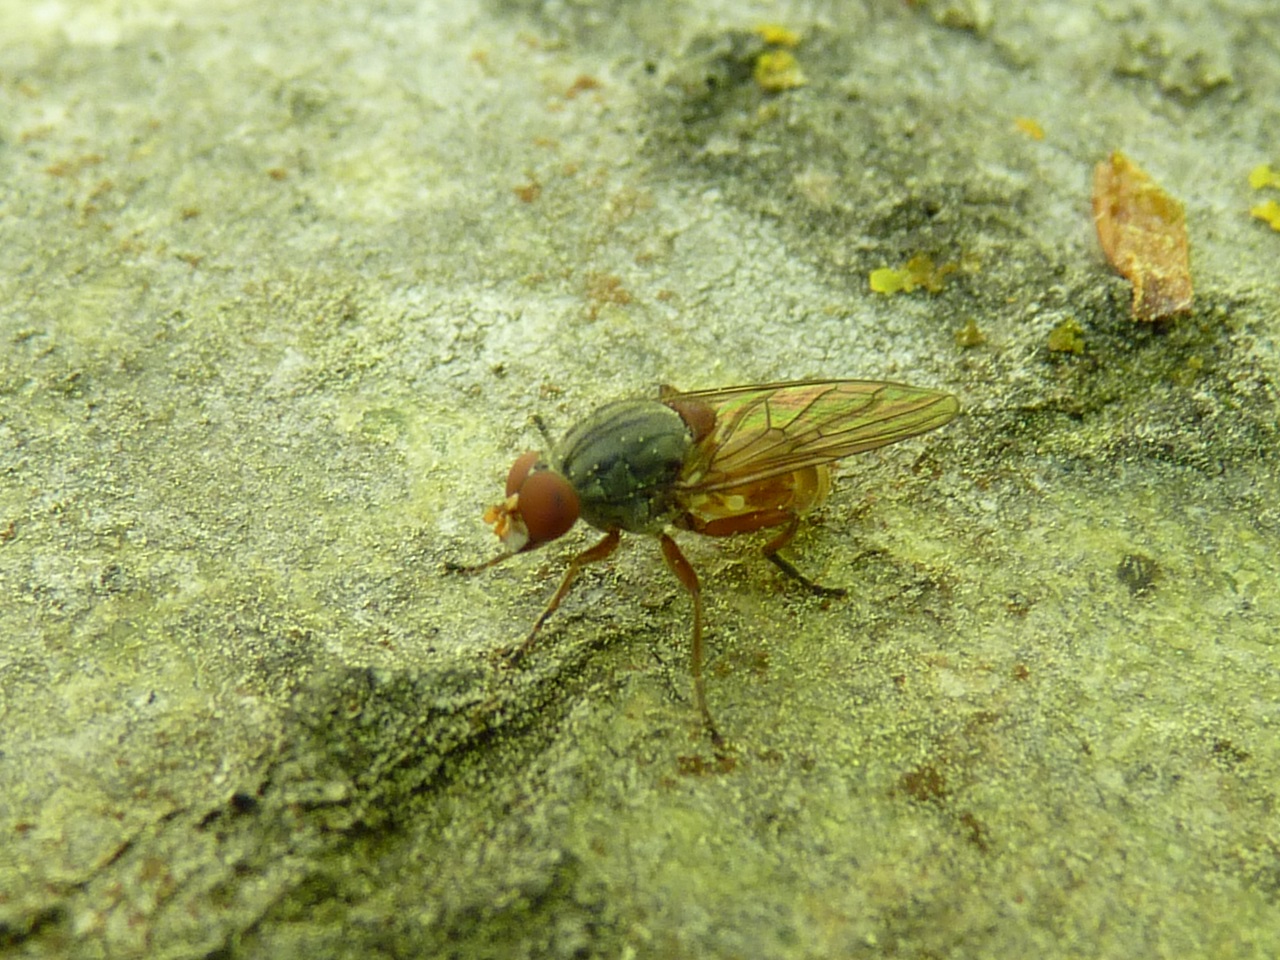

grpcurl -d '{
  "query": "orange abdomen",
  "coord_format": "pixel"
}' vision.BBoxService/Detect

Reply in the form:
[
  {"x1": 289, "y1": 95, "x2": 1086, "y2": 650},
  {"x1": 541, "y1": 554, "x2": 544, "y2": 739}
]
[{"x1": 677, "y1": 465, "x2": 831, "y2": 538}]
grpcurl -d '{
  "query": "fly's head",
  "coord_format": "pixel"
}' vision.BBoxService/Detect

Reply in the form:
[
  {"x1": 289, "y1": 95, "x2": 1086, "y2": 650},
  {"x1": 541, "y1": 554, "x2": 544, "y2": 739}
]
[{"x1": 484, "y1": 450, "x2": 580, "y2": 554}]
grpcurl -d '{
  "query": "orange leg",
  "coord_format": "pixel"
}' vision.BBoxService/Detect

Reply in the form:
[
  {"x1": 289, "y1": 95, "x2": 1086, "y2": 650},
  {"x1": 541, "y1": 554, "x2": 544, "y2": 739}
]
[
  {"x1": 761, "y1": 515, "x2": 847, "y2": 597},
  {"x1": 506, "y1": 528, "x2": 621, "y2": 661},
  {"x1": 659, "y1": 532, "x2": 723, "y2": 747}
]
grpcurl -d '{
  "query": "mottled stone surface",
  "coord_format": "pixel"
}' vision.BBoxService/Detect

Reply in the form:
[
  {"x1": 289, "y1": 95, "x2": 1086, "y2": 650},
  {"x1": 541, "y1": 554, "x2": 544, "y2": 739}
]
[{"x1": 2, "y1": 2, "x2": 1277, "y2": 957}]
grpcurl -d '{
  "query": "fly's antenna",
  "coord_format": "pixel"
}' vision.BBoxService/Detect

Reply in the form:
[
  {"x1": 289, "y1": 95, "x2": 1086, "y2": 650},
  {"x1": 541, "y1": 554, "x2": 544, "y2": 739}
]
[{"x1": 530, "y1": 413, "x2": 555, "y2": 449}]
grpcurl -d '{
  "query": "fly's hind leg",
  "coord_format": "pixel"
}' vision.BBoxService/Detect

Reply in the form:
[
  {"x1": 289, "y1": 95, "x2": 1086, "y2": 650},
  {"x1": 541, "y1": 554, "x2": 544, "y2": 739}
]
[
  {"x1": 658, "y1": 532, "x2": 724, "y2": 749},
  {"x1": 763, "y1": 515, "x2": 847, "y2": 598},
  {"x1": 502, "y1": 528, "x2": 621, "y2": 663}
]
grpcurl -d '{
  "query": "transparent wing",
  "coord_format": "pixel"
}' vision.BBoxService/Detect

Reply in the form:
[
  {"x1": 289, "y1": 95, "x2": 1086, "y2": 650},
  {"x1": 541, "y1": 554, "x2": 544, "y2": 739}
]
[{"x1": 662, "y1": 380, "x2": 959, "y2": 493}]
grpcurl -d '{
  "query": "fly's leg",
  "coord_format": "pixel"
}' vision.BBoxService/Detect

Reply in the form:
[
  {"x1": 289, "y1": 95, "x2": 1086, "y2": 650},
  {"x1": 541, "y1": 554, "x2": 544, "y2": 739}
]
[
  {"x1": 763, "y1": 515, "x2": 847, "y2": 598},
  {"x1": 444, "y1": 552, "x2": 511, "y2": 575},
  {"x1": 659, "y1": 532, "x2": 724, "y2": 749},
  {"x1": 504, "y1": 528, "x2": 621, "y2": 662}
]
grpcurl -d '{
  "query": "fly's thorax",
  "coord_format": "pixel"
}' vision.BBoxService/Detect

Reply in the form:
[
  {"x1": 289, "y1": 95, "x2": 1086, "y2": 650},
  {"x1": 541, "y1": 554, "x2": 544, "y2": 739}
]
[{"x1": 552, "y1": 399, "x2": 693, "y2": 534}]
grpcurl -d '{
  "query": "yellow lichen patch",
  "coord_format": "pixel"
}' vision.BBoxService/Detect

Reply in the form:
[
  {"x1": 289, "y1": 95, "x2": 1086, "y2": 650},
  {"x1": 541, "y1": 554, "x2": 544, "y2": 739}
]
[
  {"x1": 754, "y1": 49, "x2": 806, "y2": 92},
  {"x1": 868, "y1": 267, "x2": 908, "y2": 295},
  {"x1": 869, "y1": 254, "x2": 957, "y2": 295},
  {"x1": 1092, "y1": 152, "x2": 1193, "y2": 322},
  {"x1": 753, "y1": 24, "x2": 801, "y2": 48},
  {"x1": 1047, "y1": 318, "x2": 1085, "y2": 354},
  {"x1": 1013, "y1": 117, "x2": 1045, "y2": 140},
  {"x1": 1248, "y1": 163, "x2": 1280, "y2": 191},
  {"x1": 1250, "y1": 199, "x2": 1280, "y2": 231}
]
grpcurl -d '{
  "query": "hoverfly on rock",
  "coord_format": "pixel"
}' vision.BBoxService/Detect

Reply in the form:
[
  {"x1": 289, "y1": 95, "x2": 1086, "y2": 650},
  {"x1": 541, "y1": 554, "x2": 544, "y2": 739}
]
[{"x1": 469, "y1": 379, "x2": 959, "y2": 743}]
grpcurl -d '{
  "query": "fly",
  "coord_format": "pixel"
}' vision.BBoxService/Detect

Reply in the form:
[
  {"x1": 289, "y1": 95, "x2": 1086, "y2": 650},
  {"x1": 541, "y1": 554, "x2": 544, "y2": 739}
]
[{"x1": 466, "y1": 379, "x2": 959, "y2": 744}]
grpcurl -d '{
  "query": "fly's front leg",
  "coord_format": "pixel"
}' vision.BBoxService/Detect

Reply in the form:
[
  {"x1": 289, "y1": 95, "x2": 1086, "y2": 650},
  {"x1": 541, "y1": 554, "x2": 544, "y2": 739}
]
[
  {"x1": 503, "y1": 528, "x2": 621, "y2": 663},
  {"x1": 762, "y1": 515, "x2": 847, "y2": 598},
  {"x1": 659, "y1": 532, "x2": 723, "y2": 748}
]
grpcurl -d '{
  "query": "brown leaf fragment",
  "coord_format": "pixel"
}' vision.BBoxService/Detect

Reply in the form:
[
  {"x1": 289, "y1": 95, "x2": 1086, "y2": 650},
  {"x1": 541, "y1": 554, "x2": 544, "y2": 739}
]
[{"x1": 1092, "y1": 152, "x2": 1193, "y2": 322}]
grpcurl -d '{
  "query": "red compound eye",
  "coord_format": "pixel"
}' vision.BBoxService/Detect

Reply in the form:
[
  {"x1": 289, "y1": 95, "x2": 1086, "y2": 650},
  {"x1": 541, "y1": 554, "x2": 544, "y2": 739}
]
[
  {"x1": 516, "y1": 468, "x2": 579, "y2": 547},
  {"x1": 505, "y1": 450, "x2": 542, "y2": 497}
]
